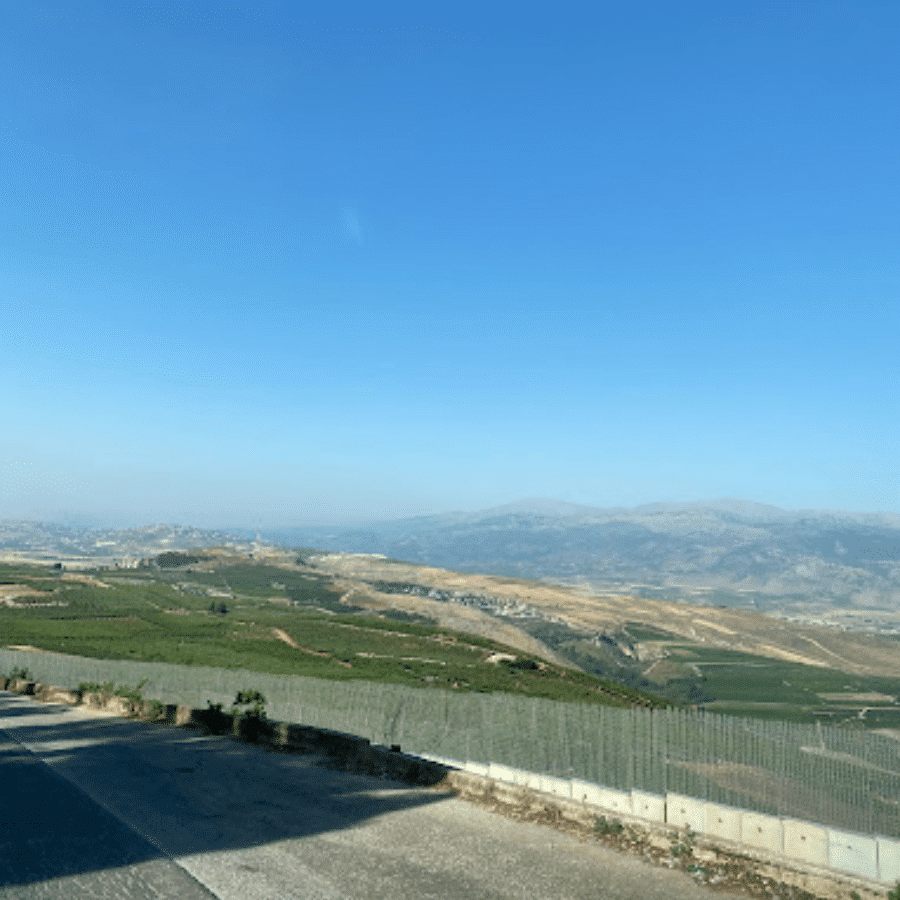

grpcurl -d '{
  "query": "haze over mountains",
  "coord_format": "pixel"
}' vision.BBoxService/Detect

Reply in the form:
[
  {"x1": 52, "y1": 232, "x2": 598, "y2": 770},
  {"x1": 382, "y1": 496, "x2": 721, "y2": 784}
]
[
  {"x1": 3, "y1": 498, "x2": 900, "y2": 620},
  {"x1": 0, "y1": 521, "x2": 249, "y2": 563},
  {"x1": 262, "y1": 498, "x2": 900, "y2": 615}
]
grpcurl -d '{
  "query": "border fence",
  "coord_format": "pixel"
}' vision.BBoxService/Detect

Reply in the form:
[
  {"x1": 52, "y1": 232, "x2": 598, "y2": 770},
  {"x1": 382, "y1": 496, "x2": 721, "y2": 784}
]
[{"x1": 3, "y1": 648, "x2": 898, "y2": 838}]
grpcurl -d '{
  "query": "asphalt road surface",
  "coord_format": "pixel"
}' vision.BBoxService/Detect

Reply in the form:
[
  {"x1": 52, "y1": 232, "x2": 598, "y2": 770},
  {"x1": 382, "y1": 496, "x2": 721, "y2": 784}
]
[{"x1": 0, "y1": 691, "x2": 748, "y2": 900}]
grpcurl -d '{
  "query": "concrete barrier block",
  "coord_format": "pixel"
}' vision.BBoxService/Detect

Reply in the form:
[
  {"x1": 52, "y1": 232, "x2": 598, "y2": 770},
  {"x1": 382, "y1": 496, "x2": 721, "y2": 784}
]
[
  {"x1": 631, "y1": 790, "x2": 666, "y2": 823},
  {"x1": 740, "y1": 812, "x2": 783, "y2": 854},
  {"x1": 571, "y1": 779, "x2": 600, "y2": 805},
  {"x1": 487, "y1": 762, "x2": 521, "y2": 785},
  {"x1": 103, "y1": 695, "x2": 134, "y2": 717},
  {"x1": 506, "y1": 766, "x2": 531, "y2": 787},
  {"x1": 175, "y1": 705, "x2": 200, "y2": 726},
  {"x1": 592, "y1": 786, "x2": 633, "y2": 815},
  {"x1": 382, "y1": 750, "x2": 443, "y2": 785},
  {"x1": 364, "y1": 746, "x2": 394, "y2": 770},
  {"x1": 138, "y1": 700, "x2": 167, "y2": 721},
  {"x1": 271, "y1": 722, "x2": 293, "y2": 748},
  {"x1": 235, "y1": 717, "x2": 275, "y2": 744},
  {"x1": 703, "y1": 803, "x2": 742, "y2": 843},
  {"x1": 418, "y1": 753, "x2": 460, "y2": 769},
  {"x1": 877, "y1": 835, "x2": 900, "y2": 884},
  {"x1": 426, "y1": 755, "x2": 446, "y2": 766},
  {"x1": 523, "y1": 771, "x2": 543, "y2": 792},
  {"x1": 539, "y1": 775, "x2": 572, "y2": 799},
  {"x1": 43, "y1": 687, "x2": 80, "y2": 705},
  {"x1": 782, "y1": 818, "x2": 828, "y2": 867},
  {"x1": 666, "y1": 793, "x2": 704, "y2": 832},
  {"x1": 463, "y1": 760, "x2": 489, "y2": 777},
  {"x1": 277, "y1": 723, "x2": 321, "y2": 752},
  {"x1": 317, "y1": 730, "x2": 370, "y2": 757},
  {"x1": 825, "y1": 829, "x2": 877, "y2": 881},
  {"x1": 571, "y1": 779, "x2": 630, "y2": 811}
]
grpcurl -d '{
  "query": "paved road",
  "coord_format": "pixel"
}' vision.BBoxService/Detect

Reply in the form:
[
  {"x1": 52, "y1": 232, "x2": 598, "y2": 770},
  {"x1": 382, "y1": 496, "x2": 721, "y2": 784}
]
[{"x1": 0, "y1": 692, "x2": 748, "y2": 899}]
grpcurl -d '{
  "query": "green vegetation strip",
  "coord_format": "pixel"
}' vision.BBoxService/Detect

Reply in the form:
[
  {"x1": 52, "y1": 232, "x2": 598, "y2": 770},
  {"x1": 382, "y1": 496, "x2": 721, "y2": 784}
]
[{"x1": 0, "y1": 562, "x2": 662, "y2": 707}]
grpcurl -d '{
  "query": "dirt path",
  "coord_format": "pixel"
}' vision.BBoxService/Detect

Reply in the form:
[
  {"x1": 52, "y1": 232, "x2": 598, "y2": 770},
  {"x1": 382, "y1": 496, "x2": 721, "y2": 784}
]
[
  {"x1": 271, "y1": 627, "x2": 352, "y2": 667},
  {"x1": 271, "y1": 627, "x2": 302, "y2": 650},
  {"x1": 0, "y1": 585, "x2": 49, "y2": 604}
]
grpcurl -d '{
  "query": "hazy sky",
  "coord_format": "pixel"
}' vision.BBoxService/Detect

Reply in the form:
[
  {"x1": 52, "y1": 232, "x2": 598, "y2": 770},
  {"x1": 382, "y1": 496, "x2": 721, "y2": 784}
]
[{"x1": 2, "y1": 1, "x2": 899, "y2": 528}]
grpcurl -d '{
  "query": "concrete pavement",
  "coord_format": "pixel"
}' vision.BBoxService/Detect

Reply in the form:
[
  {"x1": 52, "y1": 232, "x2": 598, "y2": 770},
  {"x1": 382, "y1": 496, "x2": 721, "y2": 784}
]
[{"x1": 0, "y1": 691, "x2": 749, "y2": 899}]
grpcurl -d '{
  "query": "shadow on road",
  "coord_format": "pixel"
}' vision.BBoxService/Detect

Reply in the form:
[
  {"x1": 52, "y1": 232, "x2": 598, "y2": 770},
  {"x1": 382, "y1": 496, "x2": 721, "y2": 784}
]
[
  {"x1": 0, "y1": 701, "x2": 70, "y2": 718},
  {"x1": 0, "y1": 692, "x2": 449, "y2": 890}
]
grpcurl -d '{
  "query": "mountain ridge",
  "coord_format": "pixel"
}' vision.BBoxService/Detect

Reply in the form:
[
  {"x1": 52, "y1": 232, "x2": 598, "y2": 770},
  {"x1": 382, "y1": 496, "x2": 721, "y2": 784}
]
[
  {"x1": 3, "y1": 498, "x2": 900, "y2": 617},
  {"x1": 257, "y1": 498, "x2": 900, "y2": 614}
]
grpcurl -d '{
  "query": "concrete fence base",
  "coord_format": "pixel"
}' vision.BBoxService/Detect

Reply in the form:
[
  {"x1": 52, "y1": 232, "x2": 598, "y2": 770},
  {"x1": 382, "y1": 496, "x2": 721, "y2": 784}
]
[{"x1": 2, "y1": 677, "x2": 896, "y2": 896}]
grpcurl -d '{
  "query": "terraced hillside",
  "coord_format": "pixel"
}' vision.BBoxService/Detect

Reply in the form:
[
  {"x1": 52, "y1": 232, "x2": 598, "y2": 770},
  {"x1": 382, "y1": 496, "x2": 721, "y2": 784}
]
[
  {"x1": 0, "y1": 552, "x2": 660, "y2": 709},
  {"x1": 302, "y1": 551, "x2": 900, "y2": 727},
  {"x1": 5, "y1": 547, "x2": 900, "y2": 727}
]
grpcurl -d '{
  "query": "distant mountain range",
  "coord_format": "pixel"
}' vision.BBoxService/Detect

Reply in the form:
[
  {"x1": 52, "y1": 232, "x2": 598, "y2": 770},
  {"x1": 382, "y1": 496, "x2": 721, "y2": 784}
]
[
  {"x1": 259, "y1": 498, "x2": 900, "y2": 609},
  {"x1": 0, "y1": 521, "x2": 249, "y2": 561},
  {"x1": 3, "y1": 498, "x2": 900, "y2": 610}
]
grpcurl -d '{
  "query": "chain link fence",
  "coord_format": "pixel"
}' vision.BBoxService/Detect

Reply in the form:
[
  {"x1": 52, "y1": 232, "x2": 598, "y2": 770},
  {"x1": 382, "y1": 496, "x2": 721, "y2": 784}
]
[{"x1": 3, "y1": 648, "x2": 898, "y2": 837}]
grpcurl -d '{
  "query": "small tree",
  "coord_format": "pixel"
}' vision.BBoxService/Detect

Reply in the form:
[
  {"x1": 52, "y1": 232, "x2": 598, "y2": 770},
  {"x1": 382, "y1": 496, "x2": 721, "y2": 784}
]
[
  {"x1": 230, "y1": 689, "x2": 268, "y2": 742},
  {"x1": 201, "y1": 700, "x2": 231, "y2": 734},
  {"x1": 230, "y1": 689, "x2": 266, "y2": 719}
]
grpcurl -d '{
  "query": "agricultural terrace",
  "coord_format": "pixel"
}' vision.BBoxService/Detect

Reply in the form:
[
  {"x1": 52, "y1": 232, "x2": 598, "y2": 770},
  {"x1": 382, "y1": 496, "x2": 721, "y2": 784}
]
[{"x1": 0, "y1": 559, "x2": 662, "y2": 708}]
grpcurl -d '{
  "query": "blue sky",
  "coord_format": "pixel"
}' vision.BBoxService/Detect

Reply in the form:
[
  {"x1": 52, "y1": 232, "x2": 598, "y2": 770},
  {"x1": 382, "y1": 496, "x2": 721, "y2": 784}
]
[{"x1": 2, "y1": 1, "x2": 899, "y2": 528}]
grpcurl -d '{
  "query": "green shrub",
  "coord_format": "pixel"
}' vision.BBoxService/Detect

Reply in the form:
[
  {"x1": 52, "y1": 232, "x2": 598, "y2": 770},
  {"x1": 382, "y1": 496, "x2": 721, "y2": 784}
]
[
  {"x1": 114, "y1": 679, "x2": 148, "y2": 704},
  {"x1": 229, "y1": 689, "x2": 268, "y2": 741},
  {"x1": 9, "y1": 667, "x2": 31, "y2": 680},
  {"x1": 595, "y1": 816, "x2": 624, "y2": 835},
  {"x1": 230, "y1": 688, "x2": 267, "y2": 719},
  {"x1": 670, "y1": 828, "x2": 696, "y2": 858},
  {"x1": 194, "y1": 701, "x2": 232, "y2": 734},
  {"x1": 76, "y1": 679, "x2": 147, "y2": 703},
  {"x1": 78, "y1": 680, "x2": 114, "y2": 696},
  {"x1": 198, "y1": 700, "x2": 232, "y2": 734},
  {"x1": 145, "y1": 698, "x2": 166, "y2": 720}
]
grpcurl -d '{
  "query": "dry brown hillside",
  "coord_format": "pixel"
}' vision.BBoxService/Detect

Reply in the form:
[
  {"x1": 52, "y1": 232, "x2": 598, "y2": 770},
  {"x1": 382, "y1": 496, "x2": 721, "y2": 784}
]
[{"x1": 300, "y1": 552, "x2": 900, "y2": 680}]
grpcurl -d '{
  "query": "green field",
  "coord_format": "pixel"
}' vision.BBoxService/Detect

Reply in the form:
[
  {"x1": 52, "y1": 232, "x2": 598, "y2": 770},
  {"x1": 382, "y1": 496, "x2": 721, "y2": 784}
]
[
  {"x1": 628, "y1": 632, "x2": 900, "y2": 726},
  {"x1": 512, "y1": 615, "x2": 900, "y2": 726},
  {"x1": 0, "y1": 560, "x2": 661, "y2": 708},
  {"x1": 8, "y1": 556, "x2": 897, "y2": 726},
  {"x1": 685, "y1": 645, "x2": 900, "y2": 725}
]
